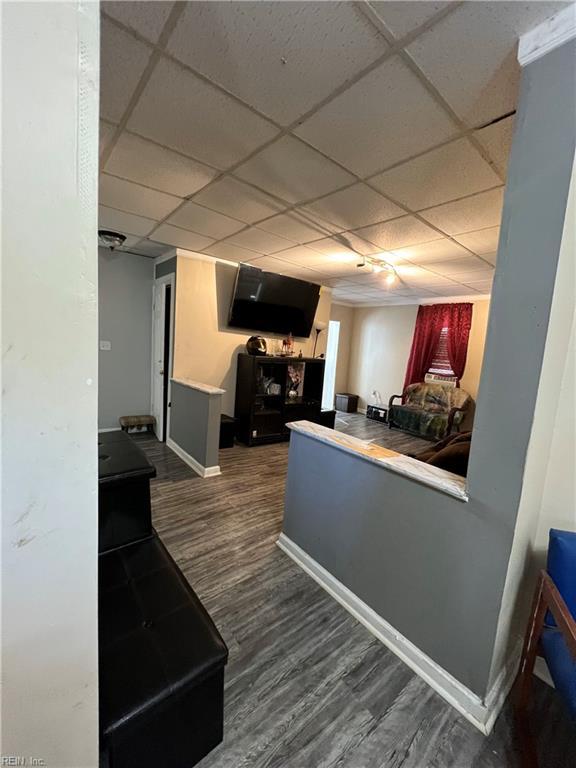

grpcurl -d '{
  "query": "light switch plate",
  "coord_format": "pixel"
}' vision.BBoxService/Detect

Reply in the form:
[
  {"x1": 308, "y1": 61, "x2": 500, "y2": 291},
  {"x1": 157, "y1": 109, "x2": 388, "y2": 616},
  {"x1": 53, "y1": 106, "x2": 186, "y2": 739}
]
[{"x1": 99, "y1": 340, "x2": 111, "y2": 351}]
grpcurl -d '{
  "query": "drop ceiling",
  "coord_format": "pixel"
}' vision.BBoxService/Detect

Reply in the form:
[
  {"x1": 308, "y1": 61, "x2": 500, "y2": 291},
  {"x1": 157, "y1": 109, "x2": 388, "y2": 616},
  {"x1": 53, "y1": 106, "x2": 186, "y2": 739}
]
[{"x1": 99, "y1": 0, "x2": 570, "y2": 305}]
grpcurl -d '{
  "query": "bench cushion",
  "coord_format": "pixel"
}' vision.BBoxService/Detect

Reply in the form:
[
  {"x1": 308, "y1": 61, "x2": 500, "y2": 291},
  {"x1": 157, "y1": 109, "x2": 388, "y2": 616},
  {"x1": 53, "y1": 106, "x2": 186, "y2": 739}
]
[
  {"x1": 119, "y1": 415, "x2": 155, "y2": 427},
  {"x1": 98, "y1": 435, "x2": 156, "y2": 484},
  {"x1": 99, "y1": 535, "x2": 228, "y2": 737}
]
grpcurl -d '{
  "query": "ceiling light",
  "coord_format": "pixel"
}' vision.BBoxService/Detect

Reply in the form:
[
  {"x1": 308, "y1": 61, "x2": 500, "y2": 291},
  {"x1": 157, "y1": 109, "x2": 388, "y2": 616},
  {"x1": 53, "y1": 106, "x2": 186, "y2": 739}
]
[
  {"x1": 98, "y1": 229, "x2": 126, "y2": 250},
  {"x1": 386, "y1": 272, "x2": 396, "y2": 285}
]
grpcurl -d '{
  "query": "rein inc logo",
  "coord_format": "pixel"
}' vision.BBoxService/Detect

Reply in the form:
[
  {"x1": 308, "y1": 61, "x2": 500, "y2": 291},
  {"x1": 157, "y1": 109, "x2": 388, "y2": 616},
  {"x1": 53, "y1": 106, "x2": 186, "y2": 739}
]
[{"x1": 1, "y1": 759, "x2": 45, "y2": 766}]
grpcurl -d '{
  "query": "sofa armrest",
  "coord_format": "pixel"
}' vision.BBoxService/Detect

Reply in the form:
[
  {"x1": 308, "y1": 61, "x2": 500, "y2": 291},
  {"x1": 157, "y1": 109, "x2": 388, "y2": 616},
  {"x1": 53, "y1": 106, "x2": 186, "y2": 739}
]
[
  {"x1": 388, "y1": 394, "x2": 403, "y2": 410},
  {"x1": 447, "y1": 407, "x2": 466, "y2": 434}
]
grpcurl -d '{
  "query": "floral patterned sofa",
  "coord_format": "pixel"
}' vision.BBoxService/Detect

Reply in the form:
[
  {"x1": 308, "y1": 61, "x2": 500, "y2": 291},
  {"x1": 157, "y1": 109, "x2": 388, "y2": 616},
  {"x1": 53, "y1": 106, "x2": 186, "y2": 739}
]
[{"x1": 388, "y1": 382, "x2": 471, "y2": 441}]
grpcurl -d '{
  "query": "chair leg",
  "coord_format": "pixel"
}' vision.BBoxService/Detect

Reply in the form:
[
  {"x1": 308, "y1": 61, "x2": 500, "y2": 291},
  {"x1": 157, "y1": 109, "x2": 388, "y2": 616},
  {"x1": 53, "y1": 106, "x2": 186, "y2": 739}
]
[{"x1": 513, "y1": 574, "x2": 548, "y2": 768}]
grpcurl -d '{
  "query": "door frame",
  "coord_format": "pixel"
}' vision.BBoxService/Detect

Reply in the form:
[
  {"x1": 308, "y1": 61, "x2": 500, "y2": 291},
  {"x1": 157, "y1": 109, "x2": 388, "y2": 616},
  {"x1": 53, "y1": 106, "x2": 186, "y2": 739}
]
[{"x1": 150, "y1": 273, "x2": 175, "y2": 441}]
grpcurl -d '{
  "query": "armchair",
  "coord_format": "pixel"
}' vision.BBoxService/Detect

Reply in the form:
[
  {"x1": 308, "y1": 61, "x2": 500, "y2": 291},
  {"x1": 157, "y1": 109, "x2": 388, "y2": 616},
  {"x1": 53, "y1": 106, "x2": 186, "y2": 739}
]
[
  {"x1": 388, "y1": 382, "x2": 471, "y2": 441},
  {"x1": 515, "y1": 529, "x2": 576, "y2": 767}
]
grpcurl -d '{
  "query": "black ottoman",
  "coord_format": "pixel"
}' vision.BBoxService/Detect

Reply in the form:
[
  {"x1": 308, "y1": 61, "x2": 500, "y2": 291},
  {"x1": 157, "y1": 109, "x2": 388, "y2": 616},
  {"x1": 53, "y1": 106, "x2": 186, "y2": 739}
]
[
  {"x1": 219, "y1": 414, "x2": 236, "y2": 449},
  {"x1": 98, "y1": 432, "x2": 156, "y2": 553},
  {"x1": 99, "y1": 534, "x2": 228, "y2": 768}
]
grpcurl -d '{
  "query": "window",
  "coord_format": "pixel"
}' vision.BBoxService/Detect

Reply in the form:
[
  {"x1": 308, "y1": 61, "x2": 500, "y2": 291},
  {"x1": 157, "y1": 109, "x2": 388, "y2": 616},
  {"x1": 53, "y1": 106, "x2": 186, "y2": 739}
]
[{"x1": 427, "y1": 327, "x2": 455, "y2": 376}]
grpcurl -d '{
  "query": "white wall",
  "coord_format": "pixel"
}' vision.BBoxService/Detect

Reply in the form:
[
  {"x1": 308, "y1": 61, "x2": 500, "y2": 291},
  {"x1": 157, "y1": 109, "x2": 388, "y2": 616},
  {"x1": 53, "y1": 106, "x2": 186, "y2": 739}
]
[
  {"x1": 345, "y1": 299, "x2": 490, "y2": 411},
  {"x1": 488, "y1": 154, "x2": 576, "y2": 689},
  {"x1": 98, "y1": 247, "x2": 154, "y2": 429},
  {"x1": 460, "y1": 299, "x2": 491, "y2": 400},
  {"x1": 329, "y1": 303, "x2": 354, "y2": 397},
  {"x1": 173, "y1": 252, "x2": 332, "y2": 415},
  {"x1": 348, "y1": 304, "x2": 419, "y2": 410},
  {"x1": 1, "y1": 2, "x2": 99, "y2": 765}
]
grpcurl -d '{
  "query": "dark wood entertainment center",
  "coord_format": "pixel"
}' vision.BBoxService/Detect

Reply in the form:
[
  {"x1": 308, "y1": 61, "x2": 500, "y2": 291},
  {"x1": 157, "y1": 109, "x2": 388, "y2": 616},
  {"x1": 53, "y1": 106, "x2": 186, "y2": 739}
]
[{"x1": 234, "y1": 353, "x2": 333, "y2": 445}]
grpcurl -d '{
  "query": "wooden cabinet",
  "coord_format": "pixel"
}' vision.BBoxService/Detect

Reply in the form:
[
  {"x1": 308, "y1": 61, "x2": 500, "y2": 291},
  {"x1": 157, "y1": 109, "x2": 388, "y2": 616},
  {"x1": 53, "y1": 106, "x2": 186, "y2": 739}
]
[{"x1": 234, "y1": 354, "x2": 325, "y2": 445}]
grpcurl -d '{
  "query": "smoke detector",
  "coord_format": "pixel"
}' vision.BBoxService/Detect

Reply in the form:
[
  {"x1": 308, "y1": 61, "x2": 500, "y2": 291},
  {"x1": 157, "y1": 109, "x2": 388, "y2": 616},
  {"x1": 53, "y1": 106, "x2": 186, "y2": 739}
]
[{"x1": 98, "y1": 230, "x2": 126, "y2": 250}]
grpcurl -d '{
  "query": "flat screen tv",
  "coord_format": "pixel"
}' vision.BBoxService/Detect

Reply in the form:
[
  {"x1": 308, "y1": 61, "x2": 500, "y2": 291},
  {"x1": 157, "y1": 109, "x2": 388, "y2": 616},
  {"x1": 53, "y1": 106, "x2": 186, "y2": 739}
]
[{"x1": 228, "y1": 264, "x2": 320, "y2": 338}]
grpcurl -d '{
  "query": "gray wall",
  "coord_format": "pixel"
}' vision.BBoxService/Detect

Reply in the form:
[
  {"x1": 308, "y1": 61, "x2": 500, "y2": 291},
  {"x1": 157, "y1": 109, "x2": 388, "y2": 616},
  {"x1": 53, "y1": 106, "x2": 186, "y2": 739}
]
[
  {"x1": 169, "y1": 381, "x2": 221, "y2": 469},
  {"x1": 98, "y1": 247, "x2": 154, "y2": 429},
  {"x1": 283, "y1": 40, "x2": 576, "y2": 699},
  {"x1": 155, "y1": 256, "x2": 176, "y2": 280}
]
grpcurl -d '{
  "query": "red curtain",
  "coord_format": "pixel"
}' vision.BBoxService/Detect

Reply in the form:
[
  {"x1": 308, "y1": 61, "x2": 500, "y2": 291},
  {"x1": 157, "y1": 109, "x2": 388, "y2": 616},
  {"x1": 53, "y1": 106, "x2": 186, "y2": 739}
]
[
  {"x1": 446, "y1": 303, "x2": 473, "y2": 381},
  {"x1": 403, "y1": 304, "x2": 446, "y2": 390},
  {"x1": 403, "y1": 303, "x2": 473, "y2": 390}
]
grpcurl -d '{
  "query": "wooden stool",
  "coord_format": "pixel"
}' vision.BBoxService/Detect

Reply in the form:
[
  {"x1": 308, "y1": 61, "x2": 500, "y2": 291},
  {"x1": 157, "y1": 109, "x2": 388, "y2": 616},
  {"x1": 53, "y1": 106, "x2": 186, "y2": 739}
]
[{"x1": 119, "y1": 415, "x2": 156, "y2": 433}]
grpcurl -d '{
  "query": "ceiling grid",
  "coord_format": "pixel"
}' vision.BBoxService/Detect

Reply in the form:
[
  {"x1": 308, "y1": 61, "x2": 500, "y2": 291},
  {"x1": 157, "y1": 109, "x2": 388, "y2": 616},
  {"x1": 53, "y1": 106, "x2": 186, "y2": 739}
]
[{"x1": 98, "y1": 0, "x2": 569, "y2": 303}]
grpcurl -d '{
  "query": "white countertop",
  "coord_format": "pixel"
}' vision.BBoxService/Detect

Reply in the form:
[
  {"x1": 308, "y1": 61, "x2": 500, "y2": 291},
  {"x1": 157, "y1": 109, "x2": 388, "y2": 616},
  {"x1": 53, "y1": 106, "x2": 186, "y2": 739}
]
[
  {"x1": 171, "y1": 377, "x2": 226, "y2": 396},
  {"x1": 287, "y1": 421, "x2": 468, "y2": 501}
]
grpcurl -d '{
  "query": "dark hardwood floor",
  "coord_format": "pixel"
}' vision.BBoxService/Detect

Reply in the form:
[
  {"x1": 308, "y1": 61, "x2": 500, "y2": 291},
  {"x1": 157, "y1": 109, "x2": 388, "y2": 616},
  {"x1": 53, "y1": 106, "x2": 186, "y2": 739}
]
[
  {"x1": 335, "y1": 411, "x2": 432, "y2": 454},
  {"x1": 132, "y1": 422, "x2": 574, "y2": 768}
]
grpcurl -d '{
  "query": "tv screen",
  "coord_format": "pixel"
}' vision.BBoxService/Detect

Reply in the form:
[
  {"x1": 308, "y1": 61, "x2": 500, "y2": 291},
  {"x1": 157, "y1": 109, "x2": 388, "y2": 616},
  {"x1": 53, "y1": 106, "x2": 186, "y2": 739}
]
[{"x1": 228, "y1": 264, "x2": 320, "y2": 338}]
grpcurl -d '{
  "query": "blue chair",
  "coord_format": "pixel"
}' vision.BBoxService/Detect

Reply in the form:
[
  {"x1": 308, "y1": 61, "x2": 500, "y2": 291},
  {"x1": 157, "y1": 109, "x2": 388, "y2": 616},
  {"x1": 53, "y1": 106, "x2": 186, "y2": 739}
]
[{"x1": 515, "y1": 529, "x2": 576, "y2": 766}]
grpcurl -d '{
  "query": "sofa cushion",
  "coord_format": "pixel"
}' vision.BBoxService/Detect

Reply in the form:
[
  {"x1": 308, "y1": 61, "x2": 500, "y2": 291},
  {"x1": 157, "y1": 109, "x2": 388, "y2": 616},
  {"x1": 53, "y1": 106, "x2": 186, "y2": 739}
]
[
  {"x1": 425, "y1": 442, "x2": 470, "y2": 477},
  {"x1": 547, "y1": 529, "x2": 576, "y2": 621},
  {"x1": 99, "y1": 535, "x2": 228, "y2": 737}
]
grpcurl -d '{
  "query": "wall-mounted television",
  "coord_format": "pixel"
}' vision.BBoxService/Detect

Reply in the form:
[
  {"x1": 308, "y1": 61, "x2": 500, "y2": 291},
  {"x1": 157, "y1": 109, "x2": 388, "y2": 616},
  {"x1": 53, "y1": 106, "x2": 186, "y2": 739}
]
[{"x1": 228, "y1": 264, "x2": 320, "y2": 338}]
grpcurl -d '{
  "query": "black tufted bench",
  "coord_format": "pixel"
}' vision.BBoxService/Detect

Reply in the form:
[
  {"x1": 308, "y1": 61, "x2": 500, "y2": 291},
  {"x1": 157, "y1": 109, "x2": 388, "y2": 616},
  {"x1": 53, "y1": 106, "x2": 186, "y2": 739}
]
[
  {"x1": 99, "y1": 533, "x2": 228, "y2": 768},
  {"x1": 98, "y1": 431, "x2": 155, "y2": 553}
]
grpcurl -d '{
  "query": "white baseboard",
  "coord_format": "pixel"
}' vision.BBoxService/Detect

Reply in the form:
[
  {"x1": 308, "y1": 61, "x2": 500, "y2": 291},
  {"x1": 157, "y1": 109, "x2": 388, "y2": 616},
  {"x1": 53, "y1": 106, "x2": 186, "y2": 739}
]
[
  {"x1": 277, "y1": 533, "x2": 518, "y2": 735},
  {"x1": 98, "y1": 427, "x2": 121, "y2": 433},
  {"x1": 166, "y1": 437, "x2": 221, "y2": 478}
]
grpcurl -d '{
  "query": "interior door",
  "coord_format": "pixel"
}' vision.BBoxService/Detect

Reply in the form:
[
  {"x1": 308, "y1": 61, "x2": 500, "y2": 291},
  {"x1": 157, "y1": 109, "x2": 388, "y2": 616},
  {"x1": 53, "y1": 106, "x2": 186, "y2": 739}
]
[
  {"x1": 322, "y1": 320, "x2": 340, "y2": 410},
  {"x1": 151, "y1": 282, "x2": 165, "y2": 440}
]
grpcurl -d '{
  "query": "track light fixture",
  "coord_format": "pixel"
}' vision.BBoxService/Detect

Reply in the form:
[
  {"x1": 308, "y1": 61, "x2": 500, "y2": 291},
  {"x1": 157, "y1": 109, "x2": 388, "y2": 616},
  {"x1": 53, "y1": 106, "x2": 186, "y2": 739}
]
[{"x1": 356, "y1": 255, "x2": 397, "y2": 283}]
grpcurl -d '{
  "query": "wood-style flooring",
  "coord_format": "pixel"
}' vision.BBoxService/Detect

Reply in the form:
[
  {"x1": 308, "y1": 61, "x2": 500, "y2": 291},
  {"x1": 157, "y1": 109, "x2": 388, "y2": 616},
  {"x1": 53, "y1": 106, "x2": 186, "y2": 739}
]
[
  {"x1": 335, "y1": 412, "x2": 431, "y2": 455},
  {"x1": 132, "y1": 417, "x2": 574, "y2": 768}
]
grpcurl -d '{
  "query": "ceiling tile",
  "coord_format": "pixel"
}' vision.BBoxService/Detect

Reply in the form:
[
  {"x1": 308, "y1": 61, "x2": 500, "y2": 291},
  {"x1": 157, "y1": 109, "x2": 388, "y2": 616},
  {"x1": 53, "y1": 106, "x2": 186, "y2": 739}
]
[
  {"x1": 390, "y1": 238, "x2": 470, "y2": 264},
  {"x1": 134, "y1": 240, "x2": 174, "y2": 258},
  {"x1": 301, "y1": 236, "x2": 358, "y2": 259},
  {"x1": 100, "y1": 174, "x2": 181, "y2": 219},
  {"x1": 424, "y1": 284, "x2": 481, "y2": 297},
  {"x1": 463, "y1": 279, "x2": 493, "y2": 293},
  {"x1": 314, "y1": 232, "x2": 384, "y2": 257},
  {"x1": 454, "y1": 226, "x2": 501, "y2": 255},
  {"x1": 100, "y1": 121, "x2": 117, "y2": 158},
  {"x1": 234, "y1": 136, "x2": 355, "y2": 203},
  {"x1": 424, "y1": 257, "x2": 489, "y2": 276},
  {"x1": 226, "y1": 227, "x2": 297, "y2": 255},
  {"x1": 204, "y1": 241, "x2": 265, "y2": 263},
  {"x1": 98, "y1": 205, "x2": 157, "y2": 237},
  {"x1": 102, "y1": 1, "x2": 174, "y2": 43},
  {"x1": 193, "y1": 177, "x2": 286, "y2": 223},
  {"x1": 151, "y1": 224, "x2": 214, "y2": 252},
  {"x1": 368, "y1": 2, "x2": 453, "y2": 39},
  {"x1": 128, "y1": 58, "x2": 279, "y2": 169},
  {"x1": 406, "y1": 2, "x2": 568, "y2": 126},
  {"x1": 271, "y1": 244, "x2": 329, "y2": 267},
  {"x1": 370, "y1": 138, "x2": 501, "y2": 210},
  {"x1": 100, "y1": 19, "x2": 152, "y2": 122},
  {"x1": 168, "y1": 201, "x2": 245, "y2": 239},
  {"x1": 354, "y1": 215, "x2": 442, "y2": 250},
  {"x1": 106, "y1": 133, "x2": 217, "y2": 197},
  {"x1": 167, "y1": 1, "x2": 386, "y2": 125},
  {"x1": 482, "y1": 251, "x2": 497, "y2": 266},
  {"x1": 449, "y1": 268, "x2": 494, "y2": 283},
  {"x1": 295, "y1": 55, "x2": 457, "y2": 177},
  {"x1": 420, "y1": 187, "x2": 504, "y2": 235},
  {"x1": 475, "y1": 115, "x2": 516, "y2": 176},
  {"x1": 303, "y1": 183, "x2": 404, "y2": 229},
  {"x1": 257, "y1": 212, "x2": 334, "y2": 244}
]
